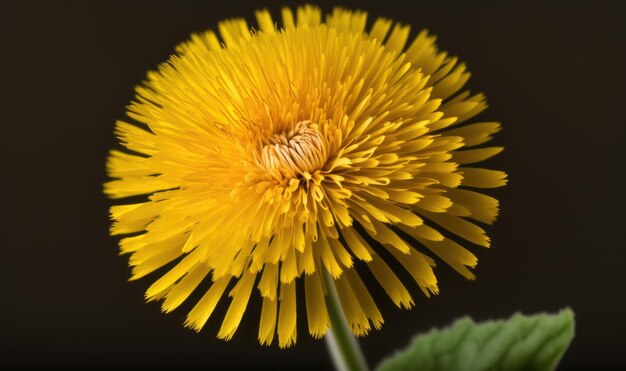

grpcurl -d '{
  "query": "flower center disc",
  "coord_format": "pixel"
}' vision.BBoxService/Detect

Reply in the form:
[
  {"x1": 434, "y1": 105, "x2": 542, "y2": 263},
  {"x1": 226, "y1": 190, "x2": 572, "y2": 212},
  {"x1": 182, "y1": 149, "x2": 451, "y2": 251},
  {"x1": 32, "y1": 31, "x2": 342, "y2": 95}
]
[{"x1": 261, "y1": 120, "x2": 327, "y2": 177}]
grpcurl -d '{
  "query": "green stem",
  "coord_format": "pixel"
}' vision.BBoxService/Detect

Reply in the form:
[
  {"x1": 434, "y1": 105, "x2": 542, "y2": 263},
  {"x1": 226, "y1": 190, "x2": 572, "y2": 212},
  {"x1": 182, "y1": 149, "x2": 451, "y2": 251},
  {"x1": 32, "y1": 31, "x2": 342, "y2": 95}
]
[{"x1": 323, "y1": 270, "x2": 370, "y2": 371}]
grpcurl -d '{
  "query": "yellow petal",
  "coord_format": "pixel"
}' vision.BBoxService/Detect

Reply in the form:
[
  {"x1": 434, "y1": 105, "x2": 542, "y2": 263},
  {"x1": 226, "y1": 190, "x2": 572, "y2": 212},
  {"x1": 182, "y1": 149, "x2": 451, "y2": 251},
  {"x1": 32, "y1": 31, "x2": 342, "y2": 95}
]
[
  {"x1": 328, "y1": 237, "x2": 354, "y2": 269},
  {"x1": 106, "y1": 150, "x2": 152, "y2": 178},
  {"x1": 343, "y1": 268, "x2": 383, "y2": 331},
  {"x1": 218, "y1": 271, "x2": 257, "y2": 340},
  {"x1": 146, "y1": 251, "x2": 201, "y2": 300},
  {"x1": 104, "y1": 177, "x2": 176, "y2": 199},
  {"x1": 385, "y1": 23, "x2": 411, "y2": 55},
  {"x1": 258, "y1": 297, "x2": 278, "y2": 345},
  {"x1": 109, "y1": 201, "x2": 160, "y2": 235},
  {"x1": 218, "y1": 19, "x2": 251, "y2": 46},
  {"x1": 366, "y1": 250, "x2": 413, "y2": 308},
  {"x1": 369, "y1": 17, "x2": 392, "y2": 43},
  {"x1": 397, "y1": 224, "x2": 444, "y2": 242},
  {"x1": 129, "y1": 237, "x2": 184, "y2": 281},
  {"x1": 416, "y1": 237, "x2": 478, "y2": 280},
  {"x1": 305, "y1": 270, "x2": 330, "y2": 338},
  {"x1": 444, "y1": 122, "x2": 502, "y2": 147},
  {"x1": 278, "y1": 281, "x2": 297, "y2": 348},
  {"x1": 113, "y1": 121, "x2": 156, "y2": 156},
  {"x1": 384, "y1": 246, "x2": 438, "y2": 297},
  {"x1": 257, "y1": 263, "x2": 279, "y2": 301},
  {"x1": 460, "y1": 167, "x2": 508, "y2": 188},
  {"x1": 281, "y1": 7, "x2": 295, "y2": 29},
  {"x1": 424, "y1": 211, "x2": 491, "y2": 247},
  {"x1": 185, "y1": 276, "x2": 230, "y2": 331},
  {"x1": 369, "y1": 220, "x2": 412, "y2": 254},
  {"x1": 451, "y1": 147, "x2": 504, "y2": 164},
  {"x1": 334, "y1": 272, "x2": 372, "y2": 336},
  {"x1": 280, "y1": 244, "x2": 299, "y2": 283},
  {"x1": 162, "y1": 263, "x2": 210, "y2": 313},
  {"x1": 255, "y1": 9, "x2": 275, "y2": 34},
  {"x1": 319, "y1": 237, "x2": 343, "y2": 279},
  {"x1": 404, "y1": 30, "x2": 443, "y2": 76},
  {"x1": 431, "y1": 63, "x2": 470, "y2": 101},
  {"x1": 415, "y1": 195, "x2": 453, "y2": 213},
  {"x1": 340, "y1": 227, "x2": 372, "y2": 262},
  {"x1": 296, "y1": 5, "x2": 321, "y2": 27},
  {"x1": 441, "y1": 92, "x2": 487, "y2": 124}
]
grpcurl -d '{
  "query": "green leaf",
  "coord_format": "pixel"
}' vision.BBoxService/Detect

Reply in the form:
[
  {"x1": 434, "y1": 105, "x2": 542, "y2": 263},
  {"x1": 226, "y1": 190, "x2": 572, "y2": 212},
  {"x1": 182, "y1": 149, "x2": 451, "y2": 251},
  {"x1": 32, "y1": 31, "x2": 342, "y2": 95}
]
[{"x1": 375, "y1": 308, "x2": 575, "y2": 371}]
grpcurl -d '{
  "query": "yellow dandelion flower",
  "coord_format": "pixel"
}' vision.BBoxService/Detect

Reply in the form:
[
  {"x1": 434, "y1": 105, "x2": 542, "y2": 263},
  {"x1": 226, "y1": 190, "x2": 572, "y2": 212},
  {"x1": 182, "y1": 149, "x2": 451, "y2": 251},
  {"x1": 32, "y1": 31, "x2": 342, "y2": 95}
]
[{"x1": 105, "y1": 5, "x2": 507, "y2": 348}]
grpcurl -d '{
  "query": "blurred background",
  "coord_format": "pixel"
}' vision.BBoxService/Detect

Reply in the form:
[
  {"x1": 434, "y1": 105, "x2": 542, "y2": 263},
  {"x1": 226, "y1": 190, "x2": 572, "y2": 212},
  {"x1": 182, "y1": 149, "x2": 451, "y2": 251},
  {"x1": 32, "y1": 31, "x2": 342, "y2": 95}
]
[{"x1": 0, "y1": 0, "x2": 623, "y2": 369}]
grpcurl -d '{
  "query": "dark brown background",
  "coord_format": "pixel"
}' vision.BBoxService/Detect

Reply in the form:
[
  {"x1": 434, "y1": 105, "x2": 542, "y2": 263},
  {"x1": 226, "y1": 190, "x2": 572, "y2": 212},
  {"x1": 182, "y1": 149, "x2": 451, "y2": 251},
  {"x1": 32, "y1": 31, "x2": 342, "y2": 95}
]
[{"x1": 0, "y1": 0, "x2": 623, "y2": 369}]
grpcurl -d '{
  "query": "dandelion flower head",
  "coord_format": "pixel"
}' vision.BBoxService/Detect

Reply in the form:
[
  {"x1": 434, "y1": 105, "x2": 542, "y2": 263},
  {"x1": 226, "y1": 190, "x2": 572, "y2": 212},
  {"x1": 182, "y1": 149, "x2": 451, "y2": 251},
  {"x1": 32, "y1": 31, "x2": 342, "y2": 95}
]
[{"x1": 105, "y1": 6, "x2": 507, "y2": 348}]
